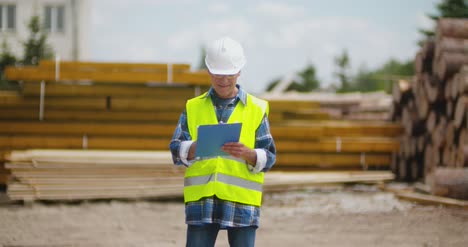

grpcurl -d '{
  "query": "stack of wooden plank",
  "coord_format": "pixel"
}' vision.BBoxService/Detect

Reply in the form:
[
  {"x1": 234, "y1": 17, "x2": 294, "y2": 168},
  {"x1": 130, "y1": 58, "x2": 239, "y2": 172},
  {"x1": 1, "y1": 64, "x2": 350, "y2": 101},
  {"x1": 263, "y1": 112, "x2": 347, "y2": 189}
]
[
  {"x1": 5, "y1": 60, "x2": 211, "y2": 85},
  {"x1": 0, "y1": 60, "x2": 403, "y2": 201},
  {"x1": 263, "y1": 91, "x2": 393, "y2": 121},
  {"x1": 391, "y1": 18, "x2": 468, "y2": 183},
  {"x1": 5, "y1": 150, "x2": 184, "y2": 200},
  {"x1": 5, "y1": 149, "x2": 395, "y2": 201}
]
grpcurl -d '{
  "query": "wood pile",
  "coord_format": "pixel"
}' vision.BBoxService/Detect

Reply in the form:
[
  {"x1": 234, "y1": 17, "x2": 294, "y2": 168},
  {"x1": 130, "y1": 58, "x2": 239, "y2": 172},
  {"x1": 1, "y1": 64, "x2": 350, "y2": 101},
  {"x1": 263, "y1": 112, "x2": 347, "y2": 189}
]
[
  {"x1": 5, "y1": 149, "x2": 394, "y2": 201},
  {"x1": 5, "y1": 60, "x2": 211, "y2": 85},
  {"x1": 263, "y1": 91, "x2": 393, "y2": 121},
  {"x1": 391, "y1": 18, "x2": 468, "y2": 187},
  {"x1": 0, "y1": 60, "x2": 402, "y2": 201}
]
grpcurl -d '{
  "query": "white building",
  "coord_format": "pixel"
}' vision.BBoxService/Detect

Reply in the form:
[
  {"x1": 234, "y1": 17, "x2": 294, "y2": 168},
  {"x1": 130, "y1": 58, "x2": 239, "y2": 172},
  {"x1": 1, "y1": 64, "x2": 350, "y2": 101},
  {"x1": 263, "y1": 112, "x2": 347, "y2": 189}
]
[{"x1": 0, "y1": 0, "x2": 89, "y2": 61}]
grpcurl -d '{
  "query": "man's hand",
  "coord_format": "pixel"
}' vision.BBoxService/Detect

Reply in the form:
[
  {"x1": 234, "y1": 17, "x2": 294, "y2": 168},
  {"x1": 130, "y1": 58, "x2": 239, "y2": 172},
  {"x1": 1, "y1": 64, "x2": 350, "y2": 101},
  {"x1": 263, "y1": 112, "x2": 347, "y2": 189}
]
[
  {"x1": 222, "y1": 142, "x2": 257, "y2": 166},
  {"x1": 188, "y1": 142, "x2": 197, "y2": 161}
]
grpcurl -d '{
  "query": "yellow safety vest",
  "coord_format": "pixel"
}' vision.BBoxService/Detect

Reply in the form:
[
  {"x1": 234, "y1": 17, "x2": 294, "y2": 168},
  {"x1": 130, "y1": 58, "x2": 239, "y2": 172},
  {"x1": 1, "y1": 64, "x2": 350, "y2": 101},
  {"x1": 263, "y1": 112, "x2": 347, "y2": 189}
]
[{"x1": 185, "y1": 92, "x2": 269, "y2": 206}]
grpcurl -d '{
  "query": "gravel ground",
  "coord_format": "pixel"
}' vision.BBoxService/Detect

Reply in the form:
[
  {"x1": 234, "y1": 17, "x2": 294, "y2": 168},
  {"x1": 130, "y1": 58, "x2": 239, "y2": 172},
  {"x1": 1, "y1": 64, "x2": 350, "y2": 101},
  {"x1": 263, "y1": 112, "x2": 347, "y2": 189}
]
[{"x1": 0, "y1": 185, "x2": 467, "y2": 247}]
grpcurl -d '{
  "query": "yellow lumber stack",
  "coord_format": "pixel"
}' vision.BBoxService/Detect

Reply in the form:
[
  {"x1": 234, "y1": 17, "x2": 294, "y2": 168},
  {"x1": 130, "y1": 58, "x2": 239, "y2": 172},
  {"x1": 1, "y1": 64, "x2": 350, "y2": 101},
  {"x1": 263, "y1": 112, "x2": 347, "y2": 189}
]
[
  {"x1": 5, "y1": 60, "x2": 211, "y2": 86},
  {"x1": 0, "y1": 60, "x2": 403, "y2": 201}
]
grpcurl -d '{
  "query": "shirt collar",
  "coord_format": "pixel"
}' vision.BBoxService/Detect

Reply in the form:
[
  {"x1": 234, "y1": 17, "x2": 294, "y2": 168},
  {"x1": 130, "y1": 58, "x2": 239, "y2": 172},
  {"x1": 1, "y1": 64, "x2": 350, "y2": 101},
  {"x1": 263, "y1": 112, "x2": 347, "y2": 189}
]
[{"x1": 205, "y1": 84, "x2": 247, "y2": 105}]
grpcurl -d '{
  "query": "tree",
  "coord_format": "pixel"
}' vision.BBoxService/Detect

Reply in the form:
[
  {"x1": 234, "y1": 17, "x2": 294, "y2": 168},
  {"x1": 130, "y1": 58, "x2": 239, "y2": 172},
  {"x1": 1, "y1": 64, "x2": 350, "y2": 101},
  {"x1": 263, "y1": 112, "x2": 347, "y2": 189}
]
[
  {"x1": 265, "y1": 64, "x2": 320, "y2": 93},
  {"x1": 0, "y1": 40, "x2": 19, "y2": 90},
  {"x1": 23, "y1": 15, "x2": 53, "y2": 65},
  {"x1": 334, "y1": 49, "x2": 351, "y2": 92},
  {"x1": 351, "y1": 59, "x2": 414, "y2": 92},
  {"x1": 0, "y1": 40, "x2": 17, "y2": 78},
  {"x1": 419, "y1": 0, "x2": 468, "y2": 42},
  {"x1": 197, "y1": 46, "x2": 207, "y2": 70},
  {"x1": 285, "y1": 64, "x2": 320, "y2": 92}
]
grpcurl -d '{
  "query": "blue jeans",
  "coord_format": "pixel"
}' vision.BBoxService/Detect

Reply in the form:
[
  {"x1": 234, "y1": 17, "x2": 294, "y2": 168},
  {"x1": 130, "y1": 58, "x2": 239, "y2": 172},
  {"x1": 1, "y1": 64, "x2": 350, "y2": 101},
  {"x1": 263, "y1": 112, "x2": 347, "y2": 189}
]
[{"x1": 186, "y1": 224, "x2": 257, "y2": 247}]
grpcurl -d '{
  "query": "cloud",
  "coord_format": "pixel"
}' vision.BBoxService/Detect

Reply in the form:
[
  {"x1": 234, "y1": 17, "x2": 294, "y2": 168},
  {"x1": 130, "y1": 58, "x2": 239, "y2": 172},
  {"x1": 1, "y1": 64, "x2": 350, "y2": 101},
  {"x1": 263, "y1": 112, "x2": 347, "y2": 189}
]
[
  {"x1": 207, "y1": 2, "x2": 230, "y2": 13},
  {"x1": 254, "y1": 2, "x2": 305, "y2": 18},
  {"x1": 167, "y1": 16, "x2": 254, "y2": 50}
]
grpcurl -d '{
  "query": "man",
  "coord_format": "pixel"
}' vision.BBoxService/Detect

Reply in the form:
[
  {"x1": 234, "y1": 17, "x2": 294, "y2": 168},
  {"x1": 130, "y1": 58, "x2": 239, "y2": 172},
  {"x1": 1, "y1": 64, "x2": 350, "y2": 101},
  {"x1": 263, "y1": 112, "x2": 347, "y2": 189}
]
[{"x1": 169, "y1": 36, "x2": 276, "y2": 247}]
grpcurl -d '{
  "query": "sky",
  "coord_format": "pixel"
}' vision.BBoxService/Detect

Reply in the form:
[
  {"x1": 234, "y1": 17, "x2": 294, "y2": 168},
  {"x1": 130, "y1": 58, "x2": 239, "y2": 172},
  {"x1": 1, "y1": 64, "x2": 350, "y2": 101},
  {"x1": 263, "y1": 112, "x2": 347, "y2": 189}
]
[{"x1": 88, "y1": 0, "x2": 440, "y2": 94}]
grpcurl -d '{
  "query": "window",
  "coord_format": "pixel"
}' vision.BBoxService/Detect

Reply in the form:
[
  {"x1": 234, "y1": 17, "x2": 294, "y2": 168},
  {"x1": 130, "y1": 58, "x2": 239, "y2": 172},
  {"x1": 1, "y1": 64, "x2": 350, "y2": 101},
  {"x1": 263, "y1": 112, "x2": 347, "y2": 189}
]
[
  {"x1": 44, "y1": 5, "x2": 65, "y2": 33},
  {"x1": 0, "y1": 4, "x2": 16, "y2": 31}
]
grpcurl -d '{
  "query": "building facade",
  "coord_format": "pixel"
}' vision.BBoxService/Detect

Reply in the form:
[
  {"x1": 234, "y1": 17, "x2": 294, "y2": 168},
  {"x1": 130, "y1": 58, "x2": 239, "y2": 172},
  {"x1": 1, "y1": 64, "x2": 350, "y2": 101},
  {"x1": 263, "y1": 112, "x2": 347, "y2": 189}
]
[{"x1": 0, "y1": 0, "x2": 89, "y2": 61}]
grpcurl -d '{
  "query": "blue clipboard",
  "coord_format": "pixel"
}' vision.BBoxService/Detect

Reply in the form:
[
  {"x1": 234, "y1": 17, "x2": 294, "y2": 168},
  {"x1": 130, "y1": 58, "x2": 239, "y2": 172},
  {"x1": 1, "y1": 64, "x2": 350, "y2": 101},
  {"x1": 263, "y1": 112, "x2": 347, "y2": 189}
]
[{"x1": 195, "y1": 123, "x2": 242, "y2": 159}]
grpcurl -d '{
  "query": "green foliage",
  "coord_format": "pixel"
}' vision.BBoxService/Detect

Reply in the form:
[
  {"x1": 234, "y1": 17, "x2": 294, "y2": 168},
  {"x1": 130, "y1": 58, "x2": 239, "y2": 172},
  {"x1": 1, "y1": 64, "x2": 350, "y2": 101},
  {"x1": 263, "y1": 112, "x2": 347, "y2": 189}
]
[
  {"x1": 23, "y1": 15, "x2": 53, "y2": 65},
  {"x1": 334, "y1": 49, "x2": 351, "y2": 93},
  {"x1": 349, "y1": 59, "x2": 414, "y2": 93},
  {"x1": 265, "y1": 64, "x2": 320, "y2": 92},
  {"x1": 419, "y1": 0, "x2": 468, "y2": 41},
  {"x1": 0, "y1": 39, "x2": 19, "y2": 90},
  {"x1": 287, "y1": 65, "x2": 319, "y2": 92},
  {"x1": 265, "y1": 78, "x2": 281, "y2": 92},
  {"x1": 197, "y1": 46, "x2": 207, "y2": 70}
]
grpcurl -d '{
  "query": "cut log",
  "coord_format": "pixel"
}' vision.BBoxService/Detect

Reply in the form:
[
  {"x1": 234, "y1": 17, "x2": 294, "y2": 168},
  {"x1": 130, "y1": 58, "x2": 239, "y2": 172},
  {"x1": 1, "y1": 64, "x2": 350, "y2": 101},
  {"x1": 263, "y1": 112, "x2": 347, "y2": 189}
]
[
  {"x1": 426, "y1": 167, "x2": 468, "y2": 200},
  {"x1": 424, "y1": 143, "x2": 435, "y2": 176},
  {"x1": 457, "y1": 66, "x2": 468, "y2": 94},
  {"x1": 436, "y1": 18, "x2": 468, "y2": 40},
  {"x1": 454, "y1": 96, "x2": 468, "y2": 128},
  {"x1": 392, "y1": 79, "x2": 412, "y2": 104},
  {"x1": 433, "y1": 52, "x2": 468, "y2": 81},
  {"x1": 423, "y1": 74, "x2": 444, "y2": 103},
  {"x1": 435, "y1": 37, "x2": 468, "y2": 60}
]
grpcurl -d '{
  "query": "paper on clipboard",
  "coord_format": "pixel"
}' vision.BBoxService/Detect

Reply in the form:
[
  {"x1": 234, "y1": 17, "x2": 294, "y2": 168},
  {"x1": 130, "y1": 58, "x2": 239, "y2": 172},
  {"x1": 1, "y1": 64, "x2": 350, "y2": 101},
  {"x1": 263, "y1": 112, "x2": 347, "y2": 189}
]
[{"x1": 195, "y1": 123, "x2": 242, "y2": 159}]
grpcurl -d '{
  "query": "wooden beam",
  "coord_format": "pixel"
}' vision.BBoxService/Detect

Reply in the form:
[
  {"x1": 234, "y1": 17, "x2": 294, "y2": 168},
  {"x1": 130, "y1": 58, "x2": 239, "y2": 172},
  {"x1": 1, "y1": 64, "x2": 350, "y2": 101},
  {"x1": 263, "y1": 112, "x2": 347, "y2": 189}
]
[
  {"x1": 276, "y1": 153, "x2": 391, "y2": 167},
  {"x1": 0, "y1": 122, "x2": 176, "y2": 137},
  {"x1": 0, "y1": 108, "x2": 182, "y2": 122},
  {"x1": 22, "y1": 82, "x2": 203, "y2": 98},
  {"x1": 5, "y1": 66, "x2": 211, "y2": 86},
  {"x1": 38, "y1": 60, "x2": 191, "y2": 72},
  {"x1": 276, "y1": 137, "x2": 399, "y2": 153},
  {"x1": 0, "y1": 136, "x2": 172, "y2": 150},
  {"x1": 396, "y1": 191, "x2": 468, "y2": 209}
]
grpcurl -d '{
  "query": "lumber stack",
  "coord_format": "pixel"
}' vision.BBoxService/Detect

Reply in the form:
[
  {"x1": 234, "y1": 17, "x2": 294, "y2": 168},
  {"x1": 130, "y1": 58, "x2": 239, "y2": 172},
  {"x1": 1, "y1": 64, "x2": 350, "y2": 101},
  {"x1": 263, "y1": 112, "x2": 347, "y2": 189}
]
[
  {"x1": 5, "y1": 60, "x2": 211, "y2": 86},
  {"x1": 263, "y1": 91, "x2": 393, "y2": 121},
  {"x1": 5, "y1": 150, "x2": 184, "y2": 200},
  {"x1": 391, "y1": 18, "x2": 468, "y2": 183},
  {"x1": 0, "y1": 60, "x2": 403, "y2": 200},
  {"x1": 5, "y1": 149, "x2": 394, "y2": 201}
]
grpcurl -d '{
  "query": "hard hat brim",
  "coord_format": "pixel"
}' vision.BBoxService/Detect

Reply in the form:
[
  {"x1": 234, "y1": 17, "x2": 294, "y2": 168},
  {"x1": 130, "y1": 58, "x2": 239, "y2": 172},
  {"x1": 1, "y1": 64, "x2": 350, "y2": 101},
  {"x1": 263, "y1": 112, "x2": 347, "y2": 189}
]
[{"x1": 205, "y1": 58, "x2": 245, "y2": 75}]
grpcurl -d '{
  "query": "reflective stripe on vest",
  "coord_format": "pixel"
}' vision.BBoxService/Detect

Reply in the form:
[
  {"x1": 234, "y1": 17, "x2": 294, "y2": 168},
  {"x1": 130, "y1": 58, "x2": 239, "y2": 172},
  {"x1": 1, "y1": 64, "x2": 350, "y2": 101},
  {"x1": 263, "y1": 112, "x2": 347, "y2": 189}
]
[{"x1": 184, "y1": 92, "x2": 268, "y2": 206}]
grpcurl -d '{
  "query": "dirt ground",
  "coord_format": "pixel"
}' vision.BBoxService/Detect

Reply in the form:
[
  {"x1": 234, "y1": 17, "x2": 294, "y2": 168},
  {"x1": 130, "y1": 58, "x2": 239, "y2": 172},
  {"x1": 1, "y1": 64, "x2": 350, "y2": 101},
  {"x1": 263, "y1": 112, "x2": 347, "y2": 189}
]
[{"x1": 0, "y1": 185, "x2": 467, "y2": 247}]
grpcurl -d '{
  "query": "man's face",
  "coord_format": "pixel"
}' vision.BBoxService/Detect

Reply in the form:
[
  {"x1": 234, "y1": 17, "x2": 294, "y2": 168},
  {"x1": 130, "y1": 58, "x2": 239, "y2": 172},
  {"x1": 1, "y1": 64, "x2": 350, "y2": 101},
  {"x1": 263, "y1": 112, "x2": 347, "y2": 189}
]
[{"x1": 209, "y1": 72, "x2": 240, "y2": 99}]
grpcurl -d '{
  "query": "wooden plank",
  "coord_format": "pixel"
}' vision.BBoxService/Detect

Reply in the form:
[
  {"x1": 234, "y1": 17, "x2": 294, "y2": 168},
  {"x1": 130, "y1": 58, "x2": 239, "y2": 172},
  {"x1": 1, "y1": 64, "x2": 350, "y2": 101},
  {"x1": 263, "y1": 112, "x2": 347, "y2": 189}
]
[
  {"x1": 22, "y1": 82, "x2": 202, "y2": 97},
  {"x1": 0, "y1": 136, "x2": 172, "y2": 150},
  {"x1": 264, "y1": 171, "x2": 394, "y2": 190},
  {"x1": 396, "y1": 191, "x2": 468, "y2": 209},
  {"x1": 0, "y1": 122, "x2": 175, "y2": 137},
  {"x1": 10, "y1": 168, "x2": 182, "y2": 178},
  {"x1": 276, "y1": 137, "x2": 399, "y2": 153},
  {"x1": 0, "y1": 96, "x2": 187, "y2": 111},
  {"x1": 271, "y1": 122, "x2": 403, "y2": 139},
  {"x1": 6, "y1": 149, "x2": 172, "y2": 162},
  {"x1": 276, "y1": 153, "x2": 391, "y2": 167},
  {"x1": 38, "y1": 60, "x2": 192, "y2": 72},
  {"x1": 0, "y1": 108, "x2": 182, "y2": 122},
  {"x1": 5, "y1": 66, "x2": 211, "y2": 86}
]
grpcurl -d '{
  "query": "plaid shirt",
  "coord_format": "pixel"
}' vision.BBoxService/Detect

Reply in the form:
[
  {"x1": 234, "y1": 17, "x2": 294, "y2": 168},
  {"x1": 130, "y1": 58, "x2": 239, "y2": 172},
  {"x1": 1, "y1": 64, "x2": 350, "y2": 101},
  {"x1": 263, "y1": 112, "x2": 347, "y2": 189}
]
[{"x1": 169, "y1": 85, "x2": 276, "y2": 228}]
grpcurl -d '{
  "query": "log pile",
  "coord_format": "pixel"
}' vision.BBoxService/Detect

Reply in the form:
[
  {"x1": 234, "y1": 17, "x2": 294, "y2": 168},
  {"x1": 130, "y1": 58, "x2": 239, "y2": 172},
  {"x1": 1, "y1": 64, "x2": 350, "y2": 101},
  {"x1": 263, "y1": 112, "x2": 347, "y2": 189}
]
[{"x1": 391, "y1": 18, "x2": 468, "y2": 188}]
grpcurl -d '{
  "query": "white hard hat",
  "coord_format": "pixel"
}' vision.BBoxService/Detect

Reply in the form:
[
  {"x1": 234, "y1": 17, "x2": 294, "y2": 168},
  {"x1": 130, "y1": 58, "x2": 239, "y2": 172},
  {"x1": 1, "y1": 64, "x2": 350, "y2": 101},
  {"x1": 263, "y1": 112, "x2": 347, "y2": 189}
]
[{"x1": 205, "y1": 37, "x2": 246, "y2": 75}]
